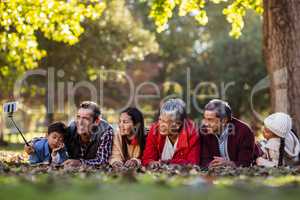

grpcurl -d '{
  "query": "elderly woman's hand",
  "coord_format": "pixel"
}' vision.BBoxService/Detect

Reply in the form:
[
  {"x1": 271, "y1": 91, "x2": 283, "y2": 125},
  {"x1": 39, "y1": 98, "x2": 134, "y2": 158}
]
[{"x1": 148, "y1": 161, "x2": 161, "y2": 169}]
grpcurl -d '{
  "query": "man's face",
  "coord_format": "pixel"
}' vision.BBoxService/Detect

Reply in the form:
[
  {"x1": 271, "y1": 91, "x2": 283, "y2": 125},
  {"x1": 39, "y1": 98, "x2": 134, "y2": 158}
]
[
  {"x1": 76, "y1": 108, "x2": 94, "y2": 137},
  {"x1": 158, "y1": 114, "x2": 182, "y2": 136},
  {"x1": 47, "y1": 132, "x2": 64, "y2": 150},
  {"x1": 202, "y1": 110, "x2": 223, "y2": 134}
]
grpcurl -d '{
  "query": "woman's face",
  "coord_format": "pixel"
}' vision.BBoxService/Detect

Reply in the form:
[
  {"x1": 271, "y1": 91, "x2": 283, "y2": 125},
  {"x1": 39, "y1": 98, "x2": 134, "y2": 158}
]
[
  {"x1": 119, "y1": 112, "x2": 134, "y2": 136},
  {"x1": 158, "y1": 114, "x2": 182, "y2": 136}
]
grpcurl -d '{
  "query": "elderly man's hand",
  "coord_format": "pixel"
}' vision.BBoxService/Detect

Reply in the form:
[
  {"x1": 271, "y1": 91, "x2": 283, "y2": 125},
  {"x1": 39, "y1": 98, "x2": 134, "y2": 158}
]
[{"x1": 208, "y1": 156, "x2": 236, "y2": 168}]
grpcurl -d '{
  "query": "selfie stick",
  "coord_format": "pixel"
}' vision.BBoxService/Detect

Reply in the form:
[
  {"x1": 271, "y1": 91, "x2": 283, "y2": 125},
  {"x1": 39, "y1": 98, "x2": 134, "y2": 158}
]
[{"x1": 8, "y1": 112, "x2": 30, "y2": 146}]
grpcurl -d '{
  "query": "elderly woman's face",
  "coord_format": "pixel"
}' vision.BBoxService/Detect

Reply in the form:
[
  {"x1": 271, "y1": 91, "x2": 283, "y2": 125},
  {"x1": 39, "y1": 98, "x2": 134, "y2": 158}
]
[{"x1": 158, "y1": 114, "x2": 183, "y2": 136}]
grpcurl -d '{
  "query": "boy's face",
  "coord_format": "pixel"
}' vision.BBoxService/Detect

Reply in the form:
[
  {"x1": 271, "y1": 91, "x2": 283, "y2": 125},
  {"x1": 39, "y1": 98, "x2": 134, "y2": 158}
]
[{"x1": 47, "y1": 132, "x2": 64, "y2": 150}]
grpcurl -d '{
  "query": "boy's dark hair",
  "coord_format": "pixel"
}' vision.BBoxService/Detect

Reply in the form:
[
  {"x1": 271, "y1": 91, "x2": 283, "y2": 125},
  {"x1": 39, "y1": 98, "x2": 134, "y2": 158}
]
[
  {"x1": 204, "y1": 99, "x2": 232, "y2": 120},
  {"x1": 80, "y1": 101, "x2": 101, "y2": 121},
  {"x1": 48, "y1": 122, "x2": 67, "y2": 136}
]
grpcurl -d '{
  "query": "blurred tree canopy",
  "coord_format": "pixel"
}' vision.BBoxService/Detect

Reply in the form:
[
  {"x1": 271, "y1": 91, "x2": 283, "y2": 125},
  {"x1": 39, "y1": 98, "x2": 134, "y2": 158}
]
[
  {"x1": 146, "y1": 0, "x2": 263, "y2": 38},
  {"x1": 0, "y1": 0, "x2": 104, "y2": 98},
  {"x1": 0, "y1": 0, "x2": 268, "y2": 131},
  {"x1": 0, "y1": 0, "x2": 158, "y2": 99},
  {"x1": 0, "y1": 0, "x2": 106, "y2": 92},
  {"x1": 129, "y1": 1, "x2": 267, "y2": 121}
]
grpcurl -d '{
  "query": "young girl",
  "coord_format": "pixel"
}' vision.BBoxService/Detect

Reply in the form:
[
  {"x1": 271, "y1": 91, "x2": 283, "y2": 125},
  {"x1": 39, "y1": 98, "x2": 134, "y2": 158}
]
[
  {"x1": 109, "y1": 107, "x2": 146, "y2": 169},
  {"x1": 256, "y1": 112, "x2": 300, "y2": 167}
]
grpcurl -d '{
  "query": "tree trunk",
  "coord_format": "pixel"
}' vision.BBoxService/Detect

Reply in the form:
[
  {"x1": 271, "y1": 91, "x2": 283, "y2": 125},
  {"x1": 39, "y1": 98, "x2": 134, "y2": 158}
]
[
  {"x1": 263, "y1": 0, "x2": 300, "y2": 135},
  {"x1": 0, "y1": 116, "x2": 7, "y2": 145}
]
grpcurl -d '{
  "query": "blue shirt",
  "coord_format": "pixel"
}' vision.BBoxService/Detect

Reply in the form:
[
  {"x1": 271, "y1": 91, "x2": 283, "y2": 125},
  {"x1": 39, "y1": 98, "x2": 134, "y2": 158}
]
[
  {"x1": 216, "y1": 126, "x2": 230, "y2": 160},
  {"x1": 29, "y1": 138, "x2": 68, "y2": 165}
]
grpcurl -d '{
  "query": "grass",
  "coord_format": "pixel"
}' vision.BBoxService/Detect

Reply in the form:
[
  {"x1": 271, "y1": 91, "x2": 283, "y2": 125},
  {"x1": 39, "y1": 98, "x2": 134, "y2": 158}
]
[
  {"x1": 1, "y1": 172, "x2": 300, "y2": 200},
  {"x1": 1, "y1": 143, "x2": 300, "y2": 200},
  {"x1": 3, "y1": 132, "x2": 45, "y2": 144}
]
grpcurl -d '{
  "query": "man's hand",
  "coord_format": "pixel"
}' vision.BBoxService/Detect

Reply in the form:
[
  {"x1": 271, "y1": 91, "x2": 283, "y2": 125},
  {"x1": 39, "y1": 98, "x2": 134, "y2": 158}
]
[
  {"x1": 209, "y1": 156, "x2": 236, "y2": 168},
  {"x1": 148, "y1": 161, "x2": 161, "y2": 169},
  {"x1": 63, "y1": 159, "x2": 82, "y2": 167},
  {"x1": 24, "y1": 145, "x2": 34, "y2": 155},
  {"x1": 124, "y1": 159, "x2": 139, "y2": 168}
]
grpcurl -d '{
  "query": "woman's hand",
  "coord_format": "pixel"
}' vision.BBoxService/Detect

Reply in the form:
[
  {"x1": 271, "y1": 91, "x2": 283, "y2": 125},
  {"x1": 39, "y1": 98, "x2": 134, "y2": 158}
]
[
  {"x1": 124, "y1": 159, "x2": 139, "y2": 168},
  {"x1": 111, "y1": 161, "x2": 124, "y2": 169}
]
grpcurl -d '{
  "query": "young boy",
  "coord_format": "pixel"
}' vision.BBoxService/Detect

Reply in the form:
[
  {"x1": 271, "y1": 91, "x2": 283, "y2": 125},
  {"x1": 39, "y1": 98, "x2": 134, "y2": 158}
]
[{"x1": 24, "y1": 122, "x2": 68, "y2": 165}]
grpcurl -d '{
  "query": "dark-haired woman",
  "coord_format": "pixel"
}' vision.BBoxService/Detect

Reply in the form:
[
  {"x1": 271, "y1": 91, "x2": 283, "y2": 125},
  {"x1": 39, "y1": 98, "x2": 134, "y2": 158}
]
[
  {"x1": 256, "y1": 112, "x2": 300, "y2": 167},
  {"x1": 109, "y1": 107, "x2": 146, "y2": 168}
]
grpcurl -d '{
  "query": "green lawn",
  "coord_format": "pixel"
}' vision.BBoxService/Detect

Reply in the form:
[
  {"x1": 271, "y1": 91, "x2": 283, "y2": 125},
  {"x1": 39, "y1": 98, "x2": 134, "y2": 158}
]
[{"x1": 1, "y1": 143, "x2": 300, "y2": 200}]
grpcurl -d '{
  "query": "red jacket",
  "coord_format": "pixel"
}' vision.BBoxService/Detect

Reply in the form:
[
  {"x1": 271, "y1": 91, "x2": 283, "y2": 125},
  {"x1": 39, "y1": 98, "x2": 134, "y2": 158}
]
[
  {"x1": 142, "y1": 119, "x2": 200, "y2": 166},
  {"x1": 200, "y1": 117, "x2": 257, "y2": 167}
]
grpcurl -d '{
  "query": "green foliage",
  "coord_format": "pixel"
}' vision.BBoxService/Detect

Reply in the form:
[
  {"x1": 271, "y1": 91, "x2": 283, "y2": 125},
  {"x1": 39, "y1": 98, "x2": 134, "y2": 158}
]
[
  {"x1": 0, "y1": 0, "x2": 158, "y2": 104},
  {"x1": 0, "y1": 0, "x2": 106, "y2": 75},
  {"x1": 133, "y1": 1, "x2": 268, "y2": 119},
  {"x1": 148, "y1": 0, "x2": 263, "y2": 38}
]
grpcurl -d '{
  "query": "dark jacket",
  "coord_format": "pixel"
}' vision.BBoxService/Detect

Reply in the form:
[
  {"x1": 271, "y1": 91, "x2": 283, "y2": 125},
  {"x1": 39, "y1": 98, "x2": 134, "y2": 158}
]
[
  {"x1": 64, "y1": 120, "x2": 113, "y2": 166},
  {"x1": 200, "y1": 117, "x2": 257, "y2": 167}
]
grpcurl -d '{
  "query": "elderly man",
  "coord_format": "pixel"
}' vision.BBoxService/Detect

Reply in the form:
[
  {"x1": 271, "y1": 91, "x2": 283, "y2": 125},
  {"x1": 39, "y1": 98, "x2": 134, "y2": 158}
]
[
  {"x1": 142, "y1": 98, "x2": 200, "y2": 168},
  {"x1": 63, "y1": 101, "x2": 113, "y2": 167},
  {"x1": 200, "y1": 99, "x2": 257, "y2": 168}
]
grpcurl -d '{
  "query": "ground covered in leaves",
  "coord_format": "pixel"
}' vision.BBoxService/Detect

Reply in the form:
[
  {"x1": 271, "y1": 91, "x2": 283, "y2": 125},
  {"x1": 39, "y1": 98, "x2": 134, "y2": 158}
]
[{"x1": 1, "y1": 145, "x2": 300, "y2": 200}]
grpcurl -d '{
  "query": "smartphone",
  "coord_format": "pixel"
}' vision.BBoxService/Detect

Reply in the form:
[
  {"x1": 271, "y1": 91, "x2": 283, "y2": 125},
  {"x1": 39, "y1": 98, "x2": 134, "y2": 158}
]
[{"x1": 3, "y1": 101, "x2": 18, "y2": 113}]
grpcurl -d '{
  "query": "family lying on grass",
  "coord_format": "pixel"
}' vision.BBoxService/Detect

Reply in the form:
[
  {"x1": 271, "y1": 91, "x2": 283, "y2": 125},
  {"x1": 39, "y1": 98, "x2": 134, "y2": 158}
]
[{"x1": 24, "y1": 99, "x2": 300, "y2": 170}]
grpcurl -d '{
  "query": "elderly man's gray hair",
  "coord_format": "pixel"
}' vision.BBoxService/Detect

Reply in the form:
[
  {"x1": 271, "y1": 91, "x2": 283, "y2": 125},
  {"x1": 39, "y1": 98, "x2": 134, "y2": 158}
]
[
  {"x1": 160, "y1": 98, "x2": 187, "y2": 121},
  {"x1": 204, "y1": 99, "x2": 232, "y2": 120}
]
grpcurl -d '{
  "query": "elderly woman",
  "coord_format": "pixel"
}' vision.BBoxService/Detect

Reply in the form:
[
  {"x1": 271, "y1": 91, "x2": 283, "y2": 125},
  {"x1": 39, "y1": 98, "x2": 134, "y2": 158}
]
[{"x1": 142, "y1": 99, "x2": 200, "y2": 168}]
